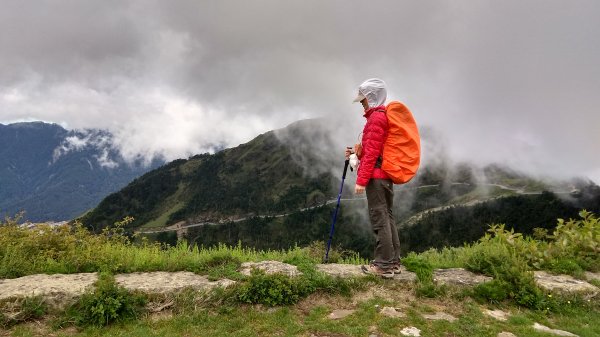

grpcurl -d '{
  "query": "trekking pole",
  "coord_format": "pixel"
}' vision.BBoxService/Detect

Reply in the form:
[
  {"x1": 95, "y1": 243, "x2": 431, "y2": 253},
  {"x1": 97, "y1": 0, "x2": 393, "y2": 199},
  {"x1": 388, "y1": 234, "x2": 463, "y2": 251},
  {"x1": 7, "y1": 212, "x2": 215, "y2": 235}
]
[{"x1": 324, "y1": 158, "x2": 350, "y2": 263}]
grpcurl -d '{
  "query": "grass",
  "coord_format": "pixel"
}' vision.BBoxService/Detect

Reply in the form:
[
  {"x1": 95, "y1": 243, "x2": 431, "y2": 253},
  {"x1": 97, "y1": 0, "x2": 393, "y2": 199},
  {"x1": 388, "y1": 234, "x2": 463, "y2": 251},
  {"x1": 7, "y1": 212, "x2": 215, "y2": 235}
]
[
  {"x1": 1, "y1": 212, "x2": 599, "y2": 335},
  {"x1": 4, "y1": 289, "x2": 599, "y2": 337},
  {"x1": 140, "y1": 202, "x2": 184, "y2": 229},
  {"x1": 0, "y1": 216, "x2": 364, "y2": 279}
]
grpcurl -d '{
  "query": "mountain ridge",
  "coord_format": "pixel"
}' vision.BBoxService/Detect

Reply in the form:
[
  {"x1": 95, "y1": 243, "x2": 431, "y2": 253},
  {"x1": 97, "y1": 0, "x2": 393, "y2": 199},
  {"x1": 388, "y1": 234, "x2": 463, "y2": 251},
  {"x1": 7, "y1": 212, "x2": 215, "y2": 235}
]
[
  {"x1": 78, "y1": 119, "x2": 600, "y2": 256},
  {"x1": 0, "y1": 122, "x2": 162, "y2": 221}
]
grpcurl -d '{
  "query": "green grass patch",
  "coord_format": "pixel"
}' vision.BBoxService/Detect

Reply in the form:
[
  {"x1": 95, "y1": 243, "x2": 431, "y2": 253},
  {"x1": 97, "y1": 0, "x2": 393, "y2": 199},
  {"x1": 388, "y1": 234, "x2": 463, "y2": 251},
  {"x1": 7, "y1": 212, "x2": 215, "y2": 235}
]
[
  {"x1": 141, "y1": 201, "x2": 184, "y2": 229},
  {"x1": 55, "y1": 272, "x2": 146, "y2": 328}
]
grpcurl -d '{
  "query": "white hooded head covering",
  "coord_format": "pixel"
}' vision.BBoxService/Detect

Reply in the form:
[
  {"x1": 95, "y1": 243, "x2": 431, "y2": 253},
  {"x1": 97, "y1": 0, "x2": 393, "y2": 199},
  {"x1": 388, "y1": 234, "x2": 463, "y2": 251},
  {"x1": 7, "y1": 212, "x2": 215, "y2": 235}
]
[{"x1": 354, "y1": 78, "x2": 387, "y2": 108}]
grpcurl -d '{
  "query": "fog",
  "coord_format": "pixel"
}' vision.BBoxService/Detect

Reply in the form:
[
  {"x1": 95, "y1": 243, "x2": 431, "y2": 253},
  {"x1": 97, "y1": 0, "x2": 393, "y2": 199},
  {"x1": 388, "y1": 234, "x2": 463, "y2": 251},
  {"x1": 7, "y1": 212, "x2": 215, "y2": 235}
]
[{"x1": 1, "y1": 1, "x2": 599, "y2": 182}]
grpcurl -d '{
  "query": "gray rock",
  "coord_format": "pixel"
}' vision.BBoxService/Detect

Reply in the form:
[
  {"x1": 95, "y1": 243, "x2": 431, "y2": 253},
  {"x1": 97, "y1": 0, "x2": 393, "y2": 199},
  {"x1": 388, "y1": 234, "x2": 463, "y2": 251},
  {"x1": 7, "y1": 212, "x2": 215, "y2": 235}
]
[
  {"x1": 400, "y1": 326, "x2": 421, "y2": 336},
  {"x1": 316, "y1": 263, "x2": 417, "y2": 282},
  {"x1": 327, "y1": 309, "x2": 355, "y2": 320},
  {"x1": 484, "y1": 309, "x2": 509, "y2": 321},
  {"x1": 240, "y1": 261, "x2": 302, "y2": 277},
  {"x1": 423, "y1": 312, "x2": 458, "y2": 322},
  {"x1": 584, "y1": 271, "x2": 600, "y2": 282},
  {"x1": 391, "y1": 266, "x2": 418, "y2": 282},
  {"x1": 534, "y1": 271, "x2": 598, "y2": 294},
  {"x1": 316, "y1": 263, "x2": 363, "y2": 278},
  {"x1": 497, "y1": 332, "x2": 517, "y2": 337},
  {"x1": 115, "y1": 271, "x2": 235, "y2": 293},
  {"x1": 433, "y1": 268, "x2": 492, "y2": 286},
  {"x1": 0, "y1": 273, "x2": 97, "y2": 309},
  {"x1": 532, "y1": 323, "x2": 579, "y2": 337},
  {"x1": 379, "y1": 306, "x2": 406, "y2": 318}
]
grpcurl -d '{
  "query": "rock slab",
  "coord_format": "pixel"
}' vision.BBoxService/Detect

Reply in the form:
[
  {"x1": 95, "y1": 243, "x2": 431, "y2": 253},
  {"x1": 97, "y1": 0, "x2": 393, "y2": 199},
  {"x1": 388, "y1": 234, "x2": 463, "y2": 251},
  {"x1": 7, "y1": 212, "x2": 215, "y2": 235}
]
[
  {"x1": 316, "y1": 263, "x2": 416, "y2": 282},
  {"x1": 532, "y1": 323, "x2": 579, "y2": 337},
  {"x1": 400, "y1": 326, "x2": 421, "y2": 336},
  {"x1": 433, "y1": 268, "x2": 492, "y2": 286},
  {"x1": 240, "y1": 261, "x2": 302, "y2": 277},
  {"x1": 497, "y1": 332, "x2": 517, "y2": 337},
  {"x1": 584, "y1": 271, "x2": 600, "y2": 282},
  {"x1": 115, "y1": 271, "x2": 234, "y2": 293},
  {"x1": 316, "y1": 263, "x2": 363, "y2": 278},
  {"x1": 534, "y1": 271, "x2": 598, "y2": 294},
  {"x1": 379, "y1": 306, "x2": 406, "y2": 318},
  {"x1": 484, "y1": 309, "x2": 510, "y2": 321},
  {"x1": 0, "y1": 273, "x2": 97, "y2": 309},
  {"x1": 327, "y1": 309, "x2": 355, "y2": 320},
  {"x1": 423, "y1": 312, "x2": 458, "y2": 322}
]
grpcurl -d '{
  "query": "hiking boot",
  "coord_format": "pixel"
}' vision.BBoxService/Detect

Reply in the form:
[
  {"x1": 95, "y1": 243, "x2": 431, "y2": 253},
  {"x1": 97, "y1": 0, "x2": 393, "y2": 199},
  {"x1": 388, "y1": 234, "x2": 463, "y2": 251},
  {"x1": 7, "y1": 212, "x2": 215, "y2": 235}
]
[{"x1": 361, "y1": 264, "x2": 394, "y2": 279}]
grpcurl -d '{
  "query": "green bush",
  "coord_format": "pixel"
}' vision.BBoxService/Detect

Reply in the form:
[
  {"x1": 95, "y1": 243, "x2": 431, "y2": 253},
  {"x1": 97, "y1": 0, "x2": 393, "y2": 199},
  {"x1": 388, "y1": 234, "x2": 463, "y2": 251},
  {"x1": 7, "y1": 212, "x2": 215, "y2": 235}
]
[
  {"x1": 466, "y1": 211, "x2": 599, "y2": 308},
  {"x1": 237, "y1": 270, "x2": 315, "y2": 306},
  {"x1": 473, "y1": 279, "x2": 510, "y2": 303},
  {"x1": 402, "y1": 254, "x2": 434, "y2": 282},
  {"x1": 464, "y1": 226, "x2": 545, "y2": 308},
  {"x1": 402, "y1": 254, "x2": 447, "y2": 298},
  {"x1": 63, "y1": 273, "x2": 146, "y2": 327},
  {"x1": 543, "y1": 211, "x2": 599, "y2": 272}
]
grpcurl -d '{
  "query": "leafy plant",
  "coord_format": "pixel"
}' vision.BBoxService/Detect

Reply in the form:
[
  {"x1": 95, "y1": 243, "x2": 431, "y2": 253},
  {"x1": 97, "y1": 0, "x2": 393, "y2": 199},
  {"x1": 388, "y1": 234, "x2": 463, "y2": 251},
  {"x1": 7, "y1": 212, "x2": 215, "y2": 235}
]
[
  {"x1": 402, "y1": 254, "x2": 446, "y2": 298},
  {"x1": 62, "y1": 272, "x2": 146, "y2": 327},
  {"x1": 236, "y1": 269, "x2": 315, "y2": 306}
]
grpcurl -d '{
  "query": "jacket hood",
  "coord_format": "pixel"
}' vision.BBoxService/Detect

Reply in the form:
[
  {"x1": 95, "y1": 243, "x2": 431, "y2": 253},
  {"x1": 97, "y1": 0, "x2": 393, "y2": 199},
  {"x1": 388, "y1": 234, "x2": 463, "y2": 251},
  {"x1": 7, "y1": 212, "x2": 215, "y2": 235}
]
[{"x1": 357, "y1": 78, "x2": 387, "y2": 108}]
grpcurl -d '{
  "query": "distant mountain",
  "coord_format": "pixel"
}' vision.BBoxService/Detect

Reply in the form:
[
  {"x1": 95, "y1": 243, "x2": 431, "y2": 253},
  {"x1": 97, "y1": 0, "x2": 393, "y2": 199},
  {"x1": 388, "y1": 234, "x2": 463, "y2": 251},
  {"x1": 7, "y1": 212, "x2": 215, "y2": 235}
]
[
  {"x1": 79, "y1": 119, "x2": 600, "y2": 257},
  {"x1": 81, "y1": 119, "x2": 335, "y2": 231},
  {"x1": 0, "y1": 122, "x2": 162, "y2": 221}
]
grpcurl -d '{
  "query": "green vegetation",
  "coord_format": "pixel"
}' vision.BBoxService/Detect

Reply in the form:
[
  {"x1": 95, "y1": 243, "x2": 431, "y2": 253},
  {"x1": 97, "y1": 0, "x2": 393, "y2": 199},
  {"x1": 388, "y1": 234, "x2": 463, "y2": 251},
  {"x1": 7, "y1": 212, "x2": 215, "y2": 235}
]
[
  {"x1": 57, "y1": 273, "x2": 146, "y2": 328},
  {"x1": 5, "y1": 288, "x2": 600, "y2": 337},
  {"x1": 0, "y1": 215, "x2": 364, "y2": 279},
  {"x1": 0, "y1": 122, "x2": 159, "y2": 222},
  {"x1": 1, "y1": 212, "x2": 599, "y2": 335},
  {"x1": 400, "y1": 191, "x2": 599, "y2": 253},
  {"x1": 81, "y1": 124, "x2": 334, "y2": 232}
]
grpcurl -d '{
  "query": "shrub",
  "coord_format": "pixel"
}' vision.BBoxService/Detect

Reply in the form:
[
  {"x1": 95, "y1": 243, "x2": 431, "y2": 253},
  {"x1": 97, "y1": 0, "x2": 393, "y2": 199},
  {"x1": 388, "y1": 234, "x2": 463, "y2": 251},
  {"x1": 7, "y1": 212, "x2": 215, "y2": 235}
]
[
  {"x1": 543, "y1": 210, "x2": 599, "y2": 272},
  {"x1": 402, "y1": 254, "x2": 446, "y2": 298},
  {"x1": 237, "y1": 270, "x2": 315, "y2": 306},
  {"x1": 465, "y1": 225, "x2": 545, "y2": 309},
  {"x1": 402, "y1": 254, "x2": 433, "y2": 282},
  {"x1": 473, "y1": 279, "x2": 510, "y2": 303},
  {"x1": 63, "y1": 273, "x2": 146, "y2": 327}
]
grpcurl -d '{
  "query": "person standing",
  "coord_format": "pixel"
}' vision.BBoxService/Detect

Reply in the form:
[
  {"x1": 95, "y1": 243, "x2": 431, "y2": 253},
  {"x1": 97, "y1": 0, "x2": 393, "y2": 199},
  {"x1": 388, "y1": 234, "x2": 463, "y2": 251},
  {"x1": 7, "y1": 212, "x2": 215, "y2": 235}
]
[{"x1": 345, "y1": 78, "x2": 400, "y2": 278}]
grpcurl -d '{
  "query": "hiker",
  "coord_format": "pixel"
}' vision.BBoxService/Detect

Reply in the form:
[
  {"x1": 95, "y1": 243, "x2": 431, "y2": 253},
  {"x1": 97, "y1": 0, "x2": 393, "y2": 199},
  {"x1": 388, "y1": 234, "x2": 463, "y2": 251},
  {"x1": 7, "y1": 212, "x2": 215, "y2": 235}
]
[{"x1": 345, "y1": 78, "x2": 400, "y2": 278}]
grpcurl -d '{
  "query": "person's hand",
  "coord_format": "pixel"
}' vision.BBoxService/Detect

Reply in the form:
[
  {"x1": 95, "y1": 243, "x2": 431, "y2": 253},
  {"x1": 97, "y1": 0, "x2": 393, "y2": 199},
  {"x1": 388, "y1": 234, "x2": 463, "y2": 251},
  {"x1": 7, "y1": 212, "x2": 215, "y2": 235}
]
[
  {"x1": 344, "y1": 147, "x2": 354, "y2": 159},
  {"x1": 354, "y1": 143, "x2": 362, "y2": 158},
  {"x1": 355, "y1": 184, "x2": 366, "y2": 194}
]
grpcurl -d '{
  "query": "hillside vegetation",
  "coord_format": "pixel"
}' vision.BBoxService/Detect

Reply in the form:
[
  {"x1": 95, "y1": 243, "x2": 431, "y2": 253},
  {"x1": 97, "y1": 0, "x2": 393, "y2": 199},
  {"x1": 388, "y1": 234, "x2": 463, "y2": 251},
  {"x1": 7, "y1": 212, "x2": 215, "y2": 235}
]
[
  {"x1": 81, "y1": 120, "x2": 334, "y2": 231},
  {"x1": 0, "y1": 122, "x2": 160, "y2": 222},
  {"x1": 79, "y1": 119, "x2": 600, "y2": 258}
]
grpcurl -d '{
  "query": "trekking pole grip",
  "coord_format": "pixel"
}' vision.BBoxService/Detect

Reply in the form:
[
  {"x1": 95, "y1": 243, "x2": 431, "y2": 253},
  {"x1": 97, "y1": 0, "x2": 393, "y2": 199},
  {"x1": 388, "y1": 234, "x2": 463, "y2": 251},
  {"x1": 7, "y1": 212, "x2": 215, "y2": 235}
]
[{"x1": 342, "y1": 159, "x2": 350, "y2": 180}]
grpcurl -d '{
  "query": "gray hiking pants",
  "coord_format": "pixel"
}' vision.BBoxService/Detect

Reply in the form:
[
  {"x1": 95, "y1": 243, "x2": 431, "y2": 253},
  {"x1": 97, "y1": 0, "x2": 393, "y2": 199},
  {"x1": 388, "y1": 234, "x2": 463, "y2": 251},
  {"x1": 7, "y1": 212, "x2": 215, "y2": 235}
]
[{"x1": 366, "y1": 179, "x2": 400, "y2": 270}]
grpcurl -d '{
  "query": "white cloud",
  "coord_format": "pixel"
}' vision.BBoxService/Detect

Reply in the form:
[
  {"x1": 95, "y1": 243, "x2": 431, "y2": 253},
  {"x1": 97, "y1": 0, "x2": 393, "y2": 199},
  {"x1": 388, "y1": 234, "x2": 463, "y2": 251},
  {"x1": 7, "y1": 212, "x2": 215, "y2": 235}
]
[{"x1": 0, "y1": 0, "x2": 598, "y2": 183}]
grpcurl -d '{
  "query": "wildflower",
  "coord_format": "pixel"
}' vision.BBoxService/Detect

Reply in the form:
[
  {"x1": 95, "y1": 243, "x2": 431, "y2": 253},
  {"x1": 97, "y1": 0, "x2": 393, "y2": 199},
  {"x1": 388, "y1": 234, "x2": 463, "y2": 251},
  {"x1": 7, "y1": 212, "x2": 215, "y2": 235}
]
[{"x1": 547, "y1": 294, "x2": 552, "y2": 298}]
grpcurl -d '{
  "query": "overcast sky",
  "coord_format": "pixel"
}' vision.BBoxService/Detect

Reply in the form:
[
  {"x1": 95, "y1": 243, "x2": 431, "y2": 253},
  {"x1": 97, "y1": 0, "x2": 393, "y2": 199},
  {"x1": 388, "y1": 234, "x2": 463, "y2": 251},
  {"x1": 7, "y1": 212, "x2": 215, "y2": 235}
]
[{"x1": 1, "y1": 1, "x2": 599, "y2": 182}]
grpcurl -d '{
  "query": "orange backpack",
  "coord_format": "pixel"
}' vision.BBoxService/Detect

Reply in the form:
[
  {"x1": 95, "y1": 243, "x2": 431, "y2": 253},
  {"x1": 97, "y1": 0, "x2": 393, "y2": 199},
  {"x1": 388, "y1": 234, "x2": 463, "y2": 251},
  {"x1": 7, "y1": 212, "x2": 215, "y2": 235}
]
[{"x1": 381, "y1": 101, "x2": 421, "y2": 184}]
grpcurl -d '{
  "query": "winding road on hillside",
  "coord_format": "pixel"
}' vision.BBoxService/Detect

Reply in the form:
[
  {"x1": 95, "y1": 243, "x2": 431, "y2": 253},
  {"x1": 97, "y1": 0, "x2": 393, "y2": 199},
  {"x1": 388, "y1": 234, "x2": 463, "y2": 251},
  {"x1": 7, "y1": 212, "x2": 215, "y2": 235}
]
[{"x1": 135, "y1": 183, "x2": 576, "y2": 235}]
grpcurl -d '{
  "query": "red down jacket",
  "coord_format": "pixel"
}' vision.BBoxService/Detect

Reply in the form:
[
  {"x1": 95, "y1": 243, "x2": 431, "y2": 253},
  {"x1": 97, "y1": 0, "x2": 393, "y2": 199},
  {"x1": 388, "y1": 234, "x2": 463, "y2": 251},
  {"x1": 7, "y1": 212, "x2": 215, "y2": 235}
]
[{"x1": 356, "y1": 105, "x2": 390, "y2": 186}]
